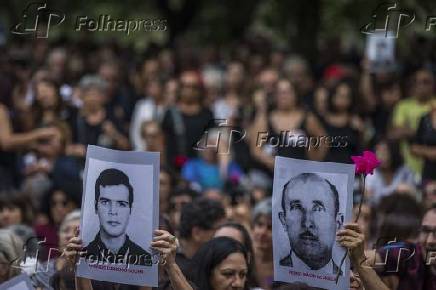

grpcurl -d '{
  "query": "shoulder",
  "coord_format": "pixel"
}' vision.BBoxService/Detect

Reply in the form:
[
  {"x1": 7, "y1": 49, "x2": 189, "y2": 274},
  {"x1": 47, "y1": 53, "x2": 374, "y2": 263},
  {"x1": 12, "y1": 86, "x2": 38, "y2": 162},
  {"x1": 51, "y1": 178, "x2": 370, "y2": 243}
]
[
  {"x1": 127, "y1": 239, "x2": 151, "y2": 257},
  {"x1": 84, "y1": 235, "x2": 100, "y2": 253},
  {"x1": 279, "y1": 254, "x2": 292, "y2": 267}
]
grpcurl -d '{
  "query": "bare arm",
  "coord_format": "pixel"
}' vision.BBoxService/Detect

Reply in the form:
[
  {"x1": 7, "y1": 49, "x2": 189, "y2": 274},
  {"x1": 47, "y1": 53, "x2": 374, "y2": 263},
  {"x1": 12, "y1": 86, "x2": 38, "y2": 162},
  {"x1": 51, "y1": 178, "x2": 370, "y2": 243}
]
[
  {"x1": 411, "y1": 144, "x2": 436, "y2": 160},
  {"x1": 305, "y1": 112, "x2": 328, "y2": 161},
  {"x1": 152, "y1": 230, "x2": 193, "y2": 290},
  {"x1": 337, "y1": 223, "x2": 393, "y2": 290},
  {"x1": 75, "y1": 277, "x2": 94, "y2": 290},
  {"x1": 0, "y1": 104, "x2": 56, "y2": 151},
  {"x1": 248, "y1": 91, "x2": 274, "y2": 170}
]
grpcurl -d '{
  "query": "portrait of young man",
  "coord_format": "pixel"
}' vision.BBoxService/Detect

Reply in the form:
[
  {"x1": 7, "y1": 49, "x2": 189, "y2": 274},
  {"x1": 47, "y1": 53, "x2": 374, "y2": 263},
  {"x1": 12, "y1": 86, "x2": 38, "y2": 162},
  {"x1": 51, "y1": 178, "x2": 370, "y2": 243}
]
[
  {"x1": 84, "y1": 168, "x2": 152, "y2": 266},
  {"x1": 278, "y1": 172, "x2": 344, "y2": 275}
]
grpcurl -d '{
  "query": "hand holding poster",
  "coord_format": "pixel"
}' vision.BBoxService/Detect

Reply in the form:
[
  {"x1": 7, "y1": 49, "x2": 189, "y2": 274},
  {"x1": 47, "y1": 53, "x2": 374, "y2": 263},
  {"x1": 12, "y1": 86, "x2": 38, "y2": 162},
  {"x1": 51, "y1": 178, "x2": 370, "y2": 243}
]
[
  {"x1": 76, "y1": 145, "x2": 159, "y2": 287},
  {"x1": 272, "y1": 157, "x2": 354, "y2": 290}
]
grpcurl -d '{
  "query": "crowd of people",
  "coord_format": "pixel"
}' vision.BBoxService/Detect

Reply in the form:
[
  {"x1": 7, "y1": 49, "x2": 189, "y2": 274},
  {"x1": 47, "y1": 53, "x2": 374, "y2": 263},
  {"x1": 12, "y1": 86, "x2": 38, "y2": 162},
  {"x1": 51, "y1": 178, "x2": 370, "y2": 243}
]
[{"x1": 0, "y1": 34, "x2": 435, "y2": 290}]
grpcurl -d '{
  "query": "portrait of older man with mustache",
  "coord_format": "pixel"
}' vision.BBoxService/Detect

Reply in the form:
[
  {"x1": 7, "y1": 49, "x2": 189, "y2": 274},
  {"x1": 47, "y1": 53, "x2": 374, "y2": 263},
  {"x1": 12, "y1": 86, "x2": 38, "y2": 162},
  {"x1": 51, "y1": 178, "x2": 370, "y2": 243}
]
[{"x1": 278, "y1": 172, "x2": 344, "y2": 275}]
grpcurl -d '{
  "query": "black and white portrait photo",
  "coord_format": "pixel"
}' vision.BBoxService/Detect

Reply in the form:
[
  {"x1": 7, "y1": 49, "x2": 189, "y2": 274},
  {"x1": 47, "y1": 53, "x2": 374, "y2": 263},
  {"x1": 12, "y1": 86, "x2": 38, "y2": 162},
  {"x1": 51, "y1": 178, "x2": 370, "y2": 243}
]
[
  {"x1": 272, "y1": 157, "x2": 354, "y2": 290},
  {"x1": 77, "y1": 145, "x2": 159, "y2": 287},
  {"x1": 84, "y1": 168, "x2": 152, "y2": 266}
]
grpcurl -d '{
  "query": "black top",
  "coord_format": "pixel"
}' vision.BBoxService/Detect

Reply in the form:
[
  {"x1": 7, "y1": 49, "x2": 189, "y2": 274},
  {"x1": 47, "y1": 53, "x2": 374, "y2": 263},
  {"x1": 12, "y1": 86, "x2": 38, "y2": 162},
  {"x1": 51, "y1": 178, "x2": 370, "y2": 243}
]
[
  {"x1": 266, "y1": 113, "x2": 308, "y2": 160},
  {"x1": 162, "y1": 106, "x2": 214, "y2": 166},
  {"x1": 84, "y1": 232, "x2": 152, "y2": 267},
  {"x1": 320, "y1": 116, "x2": 360, "y2": 164},
  {"x1": 414, "y1": 113, "x2": 436, "y2": 180}
]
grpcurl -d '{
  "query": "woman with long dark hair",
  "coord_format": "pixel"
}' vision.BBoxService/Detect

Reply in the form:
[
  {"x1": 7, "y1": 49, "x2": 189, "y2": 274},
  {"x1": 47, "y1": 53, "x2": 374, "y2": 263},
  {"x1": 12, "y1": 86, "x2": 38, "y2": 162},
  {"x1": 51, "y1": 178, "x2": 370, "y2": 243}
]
[
  {"x1": 191, "y1": 237, "x2": 250, "y2": 290},
  {"x1": 214, "y1": 222, "x2": 260, "y2": 289}
]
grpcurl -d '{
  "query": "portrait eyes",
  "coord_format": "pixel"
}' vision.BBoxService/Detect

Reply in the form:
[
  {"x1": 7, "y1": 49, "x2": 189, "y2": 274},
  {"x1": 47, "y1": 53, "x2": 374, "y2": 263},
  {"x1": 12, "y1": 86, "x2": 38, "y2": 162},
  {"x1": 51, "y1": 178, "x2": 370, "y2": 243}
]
[
  {"x1": 288, "y1": 201, "x2": 326, "y2": 212},
  {"x1": 313, "y1": 203, "x2": 326, "y2": 212},
  {"x1": 99, "y1": 198, "x2": 109, "y2": 206},
  {"x1": 98, "y1": 198, "x2": 129, "y2": 208},
  {"x1": 289, "y1": 202, "x2": 302, "y2": 211}
]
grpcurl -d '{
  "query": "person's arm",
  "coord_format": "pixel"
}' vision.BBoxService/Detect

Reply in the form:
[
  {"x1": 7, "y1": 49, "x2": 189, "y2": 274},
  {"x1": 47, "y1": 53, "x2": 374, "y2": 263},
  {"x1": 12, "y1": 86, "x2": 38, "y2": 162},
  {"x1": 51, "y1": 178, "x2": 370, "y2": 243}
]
[
  {"x1": 410, "y1": 115, "x2": 436, "y2": 160},
  {"x1": 305, "y1": 112, "x2": 328, "y2": 161},
  {"x1": 151, "y1": 230, "x2": 193, "y2": 290},
  {"x1": 102, "y1": 120, "x2": 130, "y2": 150},
  {"x1": 411, "y1": 145, "x2": 436, "y2": 160},
  {"x1": 358, "y1": 58, "x2": 377, "y2": 113},
  {"x1": 388, "y1": 102, "x2": 415, "y2": 140},
  {"x1": 63, "y1": 228, "x2": 94, "y2": 290},
  {"x1": 75, "y1": 277, "x2": 94, "y2": 290},
  {"x1": 336, "y1": 223, "x2": 392, "y2": 290},
  {"x1": 0, "y1": 104, "x2": 57, "y2": 151},
  {"x1": 248, "y1": 90, "x2": 274, "y2": 170}
]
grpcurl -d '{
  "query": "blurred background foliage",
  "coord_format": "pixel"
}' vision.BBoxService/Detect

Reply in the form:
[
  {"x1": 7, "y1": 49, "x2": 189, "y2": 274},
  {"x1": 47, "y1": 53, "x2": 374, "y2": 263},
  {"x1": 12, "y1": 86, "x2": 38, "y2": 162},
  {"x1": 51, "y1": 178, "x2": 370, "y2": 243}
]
[{"x1": 2, "y1": 0, "x2": 436, "y2": 61}]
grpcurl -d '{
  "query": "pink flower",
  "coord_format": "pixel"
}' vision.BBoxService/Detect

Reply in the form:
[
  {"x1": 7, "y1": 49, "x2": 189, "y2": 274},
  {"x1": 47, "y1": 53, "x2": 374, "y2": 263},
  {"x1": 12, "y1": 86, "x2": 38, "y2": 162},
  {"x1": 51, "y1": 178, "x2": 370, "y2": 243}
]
[{"x1": 351, "y1": 150, "x2": 381, "y2": 175}]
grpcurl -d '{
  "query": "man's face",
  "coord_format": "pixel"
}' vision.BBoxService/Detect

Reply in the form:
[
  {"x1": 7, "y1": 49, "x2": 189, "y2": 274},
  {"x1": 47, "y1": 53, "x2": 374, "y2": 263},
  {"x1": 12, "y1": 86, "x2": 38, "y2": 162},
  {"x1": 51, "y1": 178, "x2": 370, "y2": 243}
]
[
  {"x1": 280, "y1": 180, "x2": 339, "y2": 269},
  {"x1": 97, "y1": 185, "x2": 131, "y2": 238},
  {"x1": 419, "y1": 209, "x2": 436, "y2": 266}
]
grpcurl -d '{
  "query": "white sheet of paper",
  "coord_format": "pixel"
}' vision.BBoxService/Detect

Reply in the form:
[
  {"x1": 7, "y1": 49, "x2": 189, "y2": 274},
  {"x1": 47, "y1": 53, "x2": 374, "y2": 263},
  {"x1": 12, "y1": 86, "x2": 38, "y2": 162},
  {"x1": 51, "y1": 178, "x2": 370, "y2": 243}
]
[
  {"x1": 0, "y1": 274, "x2": 33, "y2": 290},
  {"x1": 365, "y1": 31, "x2": 395, "y2": 72},
  {"x1": 76, "y1": 145, "x2": 160, "y2": 287},
  {"x1": 272, "y1": 157, "x2": 355, "y2": 290}
]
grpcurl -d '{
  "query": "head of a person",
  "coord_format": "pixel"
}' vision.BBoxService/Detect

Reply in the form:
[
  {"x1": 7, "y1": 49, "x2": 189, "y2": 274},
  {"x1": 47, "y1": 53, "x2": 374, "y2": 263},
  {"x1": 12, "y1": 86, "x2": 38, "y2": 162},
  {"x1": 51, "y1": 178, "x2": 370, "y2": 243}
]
[
  {"x1": 258, "y1": 68, "x2": 279, "y2": 95},
  {"x1": 159, "y1": 166, "x2": 175, "y2": 214},
  {"x1": 214, "y1": 223, "x2": 258, "y2": 287},
  {"x1": 179, "y1": 70, "x2": 203, "y2": 104},
  {"x1": 34, "y1": 77, "x2": 62, "y2": 113},
  {"x1": 144, "y1": 78, "x2": 162, "y2": 100},
  {"x1": 140, "y1": 120, "x2": 164, "y2": 152},
  {"x1": 375, "y1": 138, "x2": 403, "y2": 172},
  {"x1": 214, "y1": 223, "x2": 253, "y2": 255},
  {"x1": 328, "y1": 80, "x2": 356, "y2": 114},
  {"x1": 377, "y1": 80, "x2": 401, "y2": 107},
  {"x1": 419, "y1": 205, "x2": 436, "y2": 264},
  {"x1": 0, "y1": 229, "x2": 23, "y2": 283},
  {"x1": 58, "y1": 210, "x2": 81, "y2": 251},
  {"x1": 0, "y1": 194, "x2": 33, "y2": 228},
  {"x1": 192, "y1": 236, "x2": 249, "y2": 290},
  {"x1": 44, "y1": 187, "x2": 78, "y2": 226},
  {"x1": 225, "y1": 62, "x2": 245, "y2": 90},
  {"x1": 423, "y1": 181, "x2": 436, "y2": 208},
  {"x1": 169, "y1": 187, "x2": 198, "y2": 229},
  {"x1": 413, "y1": 68, "x2": 434, "y2": 101},
  {"x1": 94, "y1": 168, "x2": 134, "y2": 238},
  {"x1": 251, "y1": 198, "x2": 273, "y2": 252},
  {"x1": 278, "y1": 173, "x2": 343, "y2": 270},
  {"x1": 283, "y1": 55, "x2": 313, "y2": 94},
  {"x1": 79, "y1": 75, "x2": 109, "y2": 109},
  {"x1": 376, "y1": 193, "x2": 423, "y2": 245},
  {"x1": 98, "y1": 61, "x2": 120, "y2": 96},
  {"x1": 275, "y1": 79, "x2": 299, "y2": 111},
  {"x1": 178, "y1": 197, "x2": 226, "y2": 248},
  {"x1": 47, "y1": 48, "x2": 67, "y2": 78}
]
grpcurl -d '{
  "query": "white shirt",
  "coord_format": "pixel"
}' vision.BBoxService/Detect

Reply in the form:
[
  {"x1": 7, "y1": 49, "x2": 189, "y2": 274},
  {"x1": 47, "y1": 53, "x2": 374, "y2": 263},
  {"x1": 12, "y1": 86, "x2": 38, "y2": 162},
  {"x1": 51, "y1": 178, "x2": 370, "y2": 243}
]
[{"x1": 291, "y1": 251, "x2": 336, "y2": 275}]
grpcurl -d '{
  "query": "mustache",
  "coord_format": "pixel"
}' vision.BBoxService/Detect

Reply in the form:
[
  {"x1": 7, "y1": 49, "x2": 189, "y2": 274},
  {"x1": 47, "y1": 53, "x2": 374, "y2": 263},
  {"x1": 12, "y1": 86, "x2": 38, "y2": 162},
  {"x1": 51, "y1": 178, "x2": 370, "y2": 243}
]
[{"x1": 299, "y1": 230, "x2": 319, "y2": 241}]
